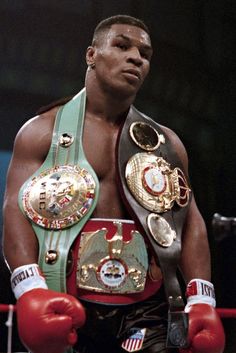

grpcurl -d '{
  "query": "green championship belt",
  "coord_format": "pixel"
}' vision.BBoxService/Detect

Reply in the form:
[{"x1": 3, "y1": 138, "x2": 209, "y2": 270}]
[{"x1": 18, "y1": 88, "x2": 99, "y2": 294}]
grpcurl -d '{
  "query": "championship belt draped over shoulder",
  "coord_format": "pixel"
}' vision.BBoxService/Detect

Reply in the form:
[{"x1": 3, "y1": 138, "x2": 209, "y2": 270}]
[
  {"x1": 18, "y1": 88, "x2": 99, "y2": 294},
  {"x1": 117, "y1": 106, "x2": 191, "y2": 348}
]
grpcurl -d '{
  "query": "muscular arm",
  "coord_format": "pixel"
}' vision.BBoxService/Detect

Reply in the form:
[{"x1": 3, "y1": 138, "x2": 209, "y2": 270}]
[
  {"x1": 162, "y1": 128, "x2": 225, "y2": 353},
  {"x1": 162, "y1": 126, "x2": 211, "y2": 283},
  {"x1": 180, "y1": 195, "x2": 211, "y2": 282},
  {"x1": 2, "y1": 112, "x2": 55, "y2": 271},
  {"x1": 2, "y1": 108, "x2": 88, "y2": 353}
]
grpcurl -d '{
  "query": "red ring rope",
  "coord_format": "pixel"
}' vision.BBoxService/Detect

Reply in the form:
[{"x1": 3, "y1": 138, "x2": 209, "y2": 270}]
[
  {"x1": 1, "y1": 305, "x2": 236, "y2": 317},
  {"x1": 0, "y1": 304, "x2": 16, "y2": 312},
  {"x1": 216, "y1": 308, "x2": 236, "y2": 318}
]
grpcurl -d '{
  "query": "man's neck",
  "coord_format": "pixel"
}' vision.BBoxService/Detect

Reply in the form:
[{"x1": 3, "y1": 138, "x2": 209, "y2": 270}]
[{"x1": 85, "y1": 75, "x2": 135, "y2": 125}]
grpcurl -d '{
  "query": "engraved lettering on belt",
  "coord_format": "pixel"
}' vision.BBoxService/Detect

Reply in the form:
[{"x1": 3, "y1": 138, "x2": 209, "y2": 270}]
[{"x1": 76, "y1": 222, "x2": 148, "y2": 293}]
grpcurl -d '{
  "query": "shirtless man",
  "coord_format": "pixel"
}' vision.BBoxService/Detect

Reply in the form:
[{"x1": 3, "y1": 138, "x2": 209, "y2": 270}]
[{"x1": 2, "y1": 15, "x2": 225, "y2": 353}]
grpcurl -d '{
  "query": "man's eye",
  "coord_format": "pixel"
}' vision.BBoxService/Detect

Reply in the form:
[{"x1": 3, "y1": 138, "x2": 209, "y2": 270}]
[
  {"x1": 116, "y1": 43, "x2": 128, "y2": 50},
  {"x1": 140, "y1": 52, "x2": 149, "y2": 60}
]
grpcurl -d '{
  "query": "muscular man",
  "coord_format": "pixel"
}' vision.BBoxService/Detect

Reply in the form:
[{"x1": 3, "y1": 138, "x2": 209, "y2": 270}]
[{"x1": 3, "y1": 15, "x2": 225, "y2": 353}]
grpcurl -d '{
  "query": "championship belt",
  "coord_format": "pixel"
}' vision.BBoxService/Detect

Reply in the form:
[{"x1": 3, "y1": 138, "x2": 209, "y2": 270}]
[
  {"x1": 117, "y1": 107, "x2": 191, "y2": 348},
  {"x1": 77, "y1": 220, "x2": 148, "y2": 294},
  {"x1": 18, "y1": 88, "x2": 99, "y2": 294}
]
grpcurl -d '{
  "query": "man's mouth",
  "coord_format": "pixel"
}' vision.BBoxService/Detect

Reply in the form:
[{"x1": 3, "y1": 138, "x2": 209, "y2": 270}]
[{"x1": 122, "y1": 68, "x2": 141, "y2": 80}]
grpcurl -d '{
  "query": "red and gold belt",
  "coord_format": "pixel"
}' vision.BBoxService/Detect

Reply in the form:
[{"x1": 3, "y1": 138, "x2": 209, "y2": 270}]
[{"x1": 67, "y1": 219, "x2": 162, "y2": 304}]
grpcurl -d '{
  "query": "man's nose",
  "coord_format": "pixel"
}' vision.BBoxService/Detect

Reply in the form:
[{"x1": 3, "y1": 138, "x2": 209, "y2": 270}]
[{"x1": 127, "y1": 47, "x2": 142, "y2": 66}]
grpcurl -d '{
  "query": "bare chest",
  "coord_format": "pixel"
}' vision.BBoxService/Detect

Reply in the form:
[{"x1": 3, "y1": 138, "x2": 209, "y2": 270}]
[
  {"x1": 82, "y1": 117, "x2": 127, "y2": 218},
  {"x1": 82, "y1": 117, "x2": 118, "y2": 180},
  {"x1": 42, "y1": 111, "x2": 128, "y2": 218}
]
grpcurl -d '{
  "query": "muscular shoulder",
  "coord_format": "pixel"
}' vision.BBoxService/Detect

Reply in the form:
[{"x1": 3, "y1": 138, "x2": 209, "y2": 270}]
[
  {"x1": 159, "y1": 123, "x2": 189, "y2": 173},
  {"x1": 14, "y1": 106, "x2": 60, "y2": 161},
  {"x1": 16, "y1": 95, "x2": 72, "y2": 150}
]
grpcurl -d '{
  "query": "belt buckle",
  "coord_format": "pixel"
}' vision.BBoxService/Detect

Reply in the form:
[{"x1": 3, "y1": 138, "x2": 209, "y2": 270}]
[{"x1": 77, "y1": 221, "x2": 148, "y2": 293}]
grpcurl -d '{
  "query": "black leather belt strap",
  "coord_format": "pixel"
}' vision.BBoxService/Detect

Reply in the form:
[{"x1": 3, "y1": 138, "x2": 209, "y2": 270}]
[{"x1": 117, "y1": 106, "x2": 190, "y2": 347}]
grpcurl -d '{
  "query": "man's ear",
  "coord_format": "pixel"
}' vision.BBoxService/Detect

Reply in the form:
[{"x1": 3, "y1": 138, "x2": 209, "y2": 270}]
[{"x1": 86, "y1": 46, "x2": 96, "y2": 67}]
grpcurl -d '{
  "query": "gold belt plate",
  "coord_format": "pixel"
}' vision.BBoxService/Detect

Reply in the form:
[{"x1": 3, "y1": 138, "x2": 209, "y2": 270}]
[
  {"x1": 125, "y1": 153, "x2": 191, "y2": 213},
  {"x1": 22, "y1": 165, "x2": 96, "y2": 229},
  {"x1": 77, "y1": 221, "x2": 148, "y2": 293}
]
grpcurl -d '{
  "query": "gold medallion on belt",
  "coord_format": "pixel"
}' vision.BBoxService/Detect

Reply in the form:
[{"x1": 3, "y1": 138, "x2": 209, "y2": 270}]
[
  {"x1": 125, "y1": 153, "x2": 190, "y2": 213},
  {"x1": 22, "y1": 165, "x2": 96, "y2": 229}
]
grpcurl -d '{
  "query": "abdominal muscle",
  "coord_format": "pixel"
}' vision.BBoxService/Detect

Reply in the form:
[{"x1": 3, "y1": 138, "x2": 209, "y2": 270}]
[{"x1": 91, "y1": 177, "x2": 129, "y2": 220}]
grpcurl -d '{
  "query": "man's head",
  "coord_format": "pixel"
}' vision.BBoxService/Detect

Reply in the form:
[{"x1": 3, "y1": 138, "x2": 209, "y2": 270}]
[
  {"x1": 91, "y1": 15, "x2": 150, "y2": 46},
  {"x1": 86, "y1": 15, "x2": 152, "y2": 99}
]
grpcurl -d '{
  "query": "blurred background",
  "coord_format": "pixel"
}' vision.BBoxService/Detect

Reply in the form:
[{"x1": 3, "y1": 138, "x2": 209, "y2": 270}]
[{"x1": 0, "y1": 1, "x2": 235, "y2": 352}]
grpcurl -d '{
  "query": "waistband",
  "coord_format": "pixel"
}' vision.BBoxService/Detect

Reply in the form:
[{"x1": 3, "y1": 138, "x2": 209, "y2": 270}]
[{"x1": 67, "y1": 218, "x2": 162, "y2": 305}]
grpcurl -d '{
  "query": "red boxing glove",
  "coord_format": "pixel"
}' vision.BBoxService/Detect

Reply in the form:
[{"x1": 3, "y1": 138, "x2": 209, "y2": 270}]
[
  {"x1": 180, "y1": 304, "x2": 225, "y2": 353},
  {"x1": 17, "y1": 288, "x2": 86, "y2": 353},
  {"x1": 180, "y1": 279, "x2": 225, "y2": 353}
]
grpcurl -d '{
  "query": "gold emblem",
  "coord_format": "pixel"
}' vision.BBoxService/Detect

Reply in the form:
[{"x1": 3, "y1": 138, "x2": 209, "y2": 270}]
[
  {"x1": 125, "y1": 153, "x2": 191, "y2": 213},
  {"x1": 77, "y1": 222, "x2": 148, "y2": 293},
  {"x1": 45, "y1": 250, "x2": 58, "y2": 264},
  {"x1": 59, "y1": 133, "x2": 74, "y2": 147},
  {"x1": 147, "y1": 213, "x2": 176, "y2": 247},
  {"x1": 22, "y1": 165, "x2": 96, "y2": 229},
  {"x1": 129, "y1": 121, "x2": 165, "y2": 151}
]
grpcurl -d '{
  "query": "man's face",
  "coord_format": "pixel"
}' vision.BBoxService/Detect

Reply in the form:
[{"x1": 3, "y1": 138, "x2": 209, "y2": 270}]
[{"x1": 89, "y1": 24, "x2": 153, "y2": 97}]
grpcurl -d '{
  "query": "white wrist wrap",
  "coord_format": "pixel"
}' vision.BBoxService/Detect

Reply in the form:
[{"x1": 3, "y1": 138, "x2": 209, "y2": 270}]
[
  {"x1": 185, "y1": 278, "x2": 216, "y2": 312},
  {"x1": 11, "y1": 264, "x2": 48, "y2": 300}
]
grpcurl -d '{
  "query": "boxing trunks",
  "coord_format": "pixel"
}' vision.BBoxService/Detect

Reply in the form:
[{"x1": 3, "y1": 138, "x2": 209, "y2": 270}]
[{"x1": 74, "y1": 287, "x2": 179, "y2": 353}]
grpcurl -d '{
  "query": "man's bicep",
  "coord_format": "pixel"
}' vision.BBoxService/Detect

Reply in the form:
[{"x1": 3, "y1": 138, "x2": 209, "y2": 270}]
[
  {"x1": 180, "y1": 196, "x2": 211, "y2": 283},
  {"x1": 3, "y1": 179, "x2": 39, "y2": 271},
  {"x1": 3, "y1": 130, "x2": 42, "y2": 270}
]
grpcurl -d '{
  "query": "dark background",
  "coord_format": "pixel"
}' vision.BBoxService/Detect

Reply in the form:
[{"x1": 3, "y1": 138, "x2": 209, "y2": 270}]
[{"x1": 0, "y1": 1, "x2": 235, "y2": 352}]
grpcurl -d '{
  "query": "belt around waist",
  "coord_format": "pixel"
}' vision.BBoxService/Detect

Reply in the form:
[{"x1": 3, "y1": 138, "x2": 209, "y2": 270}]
[{"x1": 67, "y1": 218, "x2": 162, "y2": 305}]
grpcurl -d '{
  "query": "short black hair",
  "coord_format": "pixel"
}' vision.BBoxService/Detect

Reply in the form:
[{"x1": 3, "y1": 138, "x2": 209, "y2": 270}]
[{"x1": 92, "y1": 15, "x2": 150, "y2": 45}]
